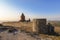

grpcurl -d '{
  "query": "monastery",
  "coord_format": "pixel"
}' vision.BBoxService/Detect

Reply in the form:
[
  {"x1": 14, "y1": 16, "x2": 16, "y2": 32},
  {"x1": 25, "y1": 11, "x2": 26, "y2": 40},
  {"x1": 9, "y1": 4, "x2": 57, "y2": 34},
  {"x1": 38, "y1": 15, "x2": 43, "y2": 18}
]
[{"x1": 2, "y1": 13, "x2": 54, "y2": 34}]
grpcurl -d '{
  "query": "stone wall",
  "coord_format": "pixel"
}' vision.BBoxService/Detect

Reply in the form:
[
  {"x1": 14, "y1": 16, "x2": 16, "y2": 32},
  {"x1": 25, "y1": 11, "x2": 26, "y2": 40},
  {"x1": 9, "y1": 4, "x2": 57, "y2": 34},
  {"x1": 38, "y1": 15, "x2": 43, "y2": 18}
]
[{"x1": 33, "y1": 19, "x2": 47, "y2": 33}]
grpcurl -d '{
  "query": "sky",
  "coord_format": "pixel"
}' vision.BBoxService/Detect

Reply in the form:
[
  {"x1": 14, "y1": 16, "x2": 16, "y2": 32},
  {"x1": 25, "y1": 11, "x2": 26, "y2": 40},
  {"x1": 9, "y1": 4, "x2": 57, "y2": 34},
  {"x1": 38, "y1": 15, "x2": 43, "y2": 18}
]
[{"x1": 0, "y1": 0, "x2": 60, "y2": 22}]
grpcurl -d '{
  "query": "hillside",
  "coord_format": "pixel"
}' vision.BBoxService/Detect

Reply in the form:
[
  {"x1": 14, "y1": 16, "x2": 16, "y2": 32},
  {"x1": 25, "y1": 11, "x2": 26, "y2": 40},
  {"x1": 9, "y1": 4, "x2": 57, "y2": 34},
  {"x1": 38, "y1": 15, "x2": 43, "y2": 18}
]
[
  {"x1": 48, "y1": 21, "x2": 60, "y2": 34},
  {"x1": 48, "y1": 21, "x2": 60, "y2": 27},
  {"x1": 0, "y1": 27, "x2": 60, "y2": 40}
]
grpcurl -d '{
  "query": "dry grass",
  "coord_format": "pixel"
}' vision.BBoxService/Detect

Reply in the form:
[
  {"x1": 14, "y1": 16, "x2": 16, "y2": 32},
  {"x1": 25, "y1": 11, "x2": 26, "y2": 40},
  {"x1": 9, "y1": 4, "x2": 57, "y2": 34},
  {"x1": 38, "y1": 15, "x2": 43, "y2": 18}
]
[
  {"x1": 39, "y1": 34, "x2": 60, "y2": 40},
  {"x1": 54, "y1": 27, "x2": 60, "y2": 33},
  {"x1": 49, "y1": 21, "x2": 60, "y2": 33},
  {"x1": 0, "y1": 28, "x2": 60, "y2": 40}
]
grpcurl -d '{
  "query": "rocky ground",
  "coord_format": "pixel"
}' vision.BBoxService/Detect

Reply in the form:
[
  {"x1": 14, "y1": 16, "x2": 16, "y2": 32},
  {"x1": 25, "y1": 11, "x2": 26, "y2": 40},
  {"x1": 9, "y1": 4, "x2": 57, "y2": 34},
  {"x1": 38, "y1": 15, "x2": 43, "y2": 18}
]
[{"x1": 0, "y1": 27, "x2": 60, "y2": 40}]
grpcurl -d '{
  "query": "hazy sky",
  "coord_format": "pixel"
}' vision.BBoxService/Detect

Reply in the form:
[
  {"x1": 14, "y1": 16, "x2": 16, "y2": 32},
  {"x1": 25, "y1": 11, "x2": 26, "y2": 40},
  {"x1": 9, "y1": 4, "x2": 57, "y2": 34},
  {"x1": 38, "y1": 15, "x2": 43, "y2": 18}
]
[{"x1": 0, "y1": 0, "x2": 60, "y2": 22}]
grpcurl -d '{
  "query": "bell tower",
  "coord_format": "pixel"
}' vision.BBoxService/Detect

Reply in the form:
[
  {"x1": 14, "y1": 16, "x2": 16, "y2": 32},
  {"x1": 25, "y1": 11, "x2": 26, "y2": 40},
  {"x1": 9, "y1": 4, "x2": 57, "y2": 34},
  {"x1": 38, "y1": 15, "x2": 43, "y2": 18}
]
[{"x1": 20, "y1": 13, "x2": 25, "y2": 22}]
